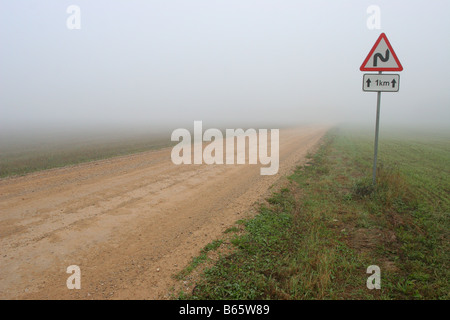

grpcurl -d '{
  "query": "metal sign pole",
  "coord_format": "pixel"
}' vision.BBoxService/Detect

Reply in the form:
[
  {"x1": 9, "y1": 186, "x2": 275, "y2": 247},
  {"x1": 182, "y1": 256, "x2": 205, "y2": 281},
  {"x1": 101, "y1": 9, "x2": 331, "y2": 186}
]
[{"x1": 372, "y1": 71, "x2": 382, "y2": 185}]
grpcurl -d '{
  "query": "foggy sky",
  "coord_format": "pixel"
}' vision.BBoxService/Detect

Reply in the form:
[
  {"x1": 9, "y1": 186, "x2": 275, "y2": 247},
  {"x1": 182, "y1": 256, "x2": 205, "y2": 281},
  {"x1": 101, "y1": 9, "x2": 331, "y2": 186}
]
[{"x1": 1, "y1": 0, "x2": 449, "y2": 137}]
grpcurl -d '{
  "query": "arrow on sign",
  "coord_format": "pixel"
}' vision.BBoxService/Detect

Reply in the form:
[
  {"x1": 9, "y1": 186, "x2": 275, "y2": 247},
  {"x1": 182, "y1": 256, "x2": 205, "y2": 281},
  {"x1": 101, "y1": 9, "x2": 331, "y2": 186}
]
[
  {"x1": 366, "y1": 78, "x2": 372, "y2": 87},
  {"x1": 391, "y1": 79, "x2": 397, "y2": 88}
]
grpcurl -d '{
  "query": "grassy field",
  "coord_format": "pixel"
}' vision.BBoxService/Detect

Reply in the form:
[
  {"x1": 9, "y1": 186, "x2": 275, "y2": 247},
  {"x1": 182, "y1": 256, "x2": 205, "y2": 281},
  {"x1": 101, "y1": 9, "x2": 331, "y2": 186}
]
[
  {"x1": 0, "y1": 133, "x2": 174, "y2": 178},
  {"x1": 175, "y1": 126, "x2": 449, "y2": 300}
]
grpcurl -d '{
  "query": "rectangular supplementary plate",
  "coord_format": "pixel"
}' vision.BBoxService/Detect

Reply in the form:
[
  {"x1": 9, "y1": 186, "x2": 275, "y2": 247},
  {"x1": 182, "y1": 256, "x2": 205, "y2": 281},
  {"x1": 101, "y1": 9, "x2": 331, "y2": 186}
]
[{"x1": 363, "y1": 74, "x2": 400, "y2": 92}]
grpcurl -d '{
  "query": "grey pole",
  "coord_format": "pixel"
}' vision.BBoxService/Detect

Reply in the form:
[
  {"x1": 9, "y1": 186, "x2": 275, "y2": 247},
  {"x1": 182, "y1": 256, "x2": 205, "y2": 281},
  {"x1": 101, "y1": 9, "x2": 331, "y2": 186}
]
[{"x1": 372, "y1": 71, "x2": 382, "y2": 185}]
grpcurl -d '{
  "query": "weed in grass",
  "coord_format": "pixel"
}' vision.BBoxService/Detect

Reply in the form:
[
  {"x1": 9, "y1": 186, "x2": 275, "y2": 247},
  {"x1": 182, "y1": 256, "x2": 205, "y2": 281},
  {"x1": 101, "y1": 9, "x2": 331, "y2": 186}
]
[{"x1": 224, "y1": 226, "x2": 240, "y2": 234}]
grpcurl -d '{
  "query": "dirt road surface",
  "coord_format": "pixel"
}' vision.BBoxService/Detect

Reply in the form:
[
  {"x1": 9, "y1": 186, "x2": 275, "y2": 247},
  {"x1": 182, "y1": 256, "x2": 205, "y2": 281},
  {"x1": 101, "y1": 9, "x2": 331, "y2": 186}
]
[{"x1": 0, "y1": 126, "x2": 328, "y2": 299}]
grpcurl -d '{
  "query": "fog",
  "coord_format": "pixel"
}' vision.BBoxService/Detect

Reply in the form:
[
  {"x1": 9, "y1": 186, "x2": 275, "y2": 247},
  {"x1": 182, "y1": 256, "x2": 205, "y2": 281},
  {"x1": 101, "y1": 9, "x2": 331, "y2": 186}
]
[{"x1": 1, "y1": 0, "x2": 449, "y2": 144}]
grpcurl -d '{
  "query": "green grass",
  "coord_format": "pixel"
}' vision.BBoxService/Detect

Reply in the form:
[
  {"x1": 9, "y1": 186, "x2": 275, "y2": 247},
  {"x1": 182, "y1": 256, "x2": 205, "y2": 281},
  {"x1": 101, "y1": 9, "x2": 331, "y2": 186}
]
[
  {"x1": 176, "y1": 240, "x2": 224, "y2": 280},
  {"x1": 176, "y1": 126, "x2": 449, "y2": 300},
  {"x1": 0, "y1": 135, "x2": 174, "y2": 178}
]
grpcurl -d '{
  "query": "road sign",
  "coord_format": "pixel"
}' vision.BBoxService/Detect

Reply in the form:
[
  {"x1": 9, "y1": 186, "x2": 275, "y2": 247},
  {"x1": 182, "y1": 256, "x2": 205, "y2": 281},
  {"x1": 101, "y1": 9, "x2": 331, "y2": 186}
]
[
  {"x1": 360, "y1": 33, "x2": 403, "y2": 185},
  {"x1": 363, "y1": 74, "x2": 400, "y2": 92},
  {"x1": 360, "y1": 33, "x2": 403, "y2": 71}
]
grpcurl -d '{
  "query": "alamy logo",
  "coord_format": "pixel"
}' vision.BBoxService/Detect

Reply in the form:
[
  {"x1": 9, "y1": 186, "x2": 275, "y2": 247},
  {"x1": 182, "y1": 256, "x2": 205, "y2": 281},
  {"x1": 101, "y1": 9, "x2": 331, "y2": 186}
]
[
  {"x1": 366, "y1": 5, "x2": 381, "y2": 30},
  {"x1": 66, "y1": 5, "x2": 81, "y2": 30},
  {"x1": 366, "y1": 265, "x2": 381, "y2": 289},
  {"x1": 66, "y1": 265, "x2": 81, "y2": 289},
  {"x1": 171, "y1": 121, "x2": 279, "y2": 175}
]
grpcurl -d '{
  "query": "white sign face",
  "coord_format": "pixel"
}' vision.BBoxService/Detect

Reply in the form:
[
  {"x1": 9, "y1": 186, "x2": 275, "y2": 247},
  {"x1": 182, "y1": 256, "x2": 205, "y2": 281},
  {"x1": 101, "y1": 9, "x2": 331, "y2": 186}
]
[{"x1": 363, "y1": 74, "x2": 400, "y2": 92}]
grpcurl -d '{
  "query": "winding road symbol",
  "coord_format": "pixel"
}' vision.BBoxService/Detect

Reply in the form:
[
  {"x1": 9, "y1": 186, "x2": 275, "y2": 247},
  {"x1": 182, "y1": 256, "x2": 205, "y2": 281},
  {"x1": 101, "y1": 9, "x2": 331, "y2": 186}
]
[{"x1": 373, "y1": 49, "x2": 390, "y2": 67}]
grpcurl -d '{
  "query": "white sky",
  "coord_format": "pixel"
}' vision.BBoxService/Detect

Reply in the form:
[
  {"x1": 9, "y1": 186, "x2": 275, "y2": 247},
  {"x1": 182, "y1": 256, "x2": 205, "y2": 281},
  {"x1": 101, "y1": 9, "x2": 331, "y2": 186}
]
[{"x1": 1, "y1": 0, "x2": 449, "y2": 135}]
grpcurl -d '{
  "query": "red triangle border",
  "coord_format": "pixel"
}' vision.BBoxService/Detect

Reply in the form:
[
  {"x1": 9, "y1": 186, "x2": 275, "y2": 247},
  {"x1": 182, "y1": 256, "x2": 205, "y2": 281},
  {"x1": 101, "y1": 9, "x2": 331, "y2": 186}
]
[{"x1": 360, "y1": 33, "x2": 403, "y2": 71}]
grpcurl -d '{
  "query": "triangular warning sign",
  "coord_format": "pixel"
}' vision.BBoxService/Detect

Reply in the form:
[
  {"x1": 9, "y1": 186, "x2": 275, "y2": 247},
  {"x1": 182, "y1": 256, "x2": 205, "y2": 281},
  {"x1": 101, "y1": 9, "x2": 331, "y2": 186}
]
[{"x1": 360, "y1": 33, "x2": 403, "y2": 71}]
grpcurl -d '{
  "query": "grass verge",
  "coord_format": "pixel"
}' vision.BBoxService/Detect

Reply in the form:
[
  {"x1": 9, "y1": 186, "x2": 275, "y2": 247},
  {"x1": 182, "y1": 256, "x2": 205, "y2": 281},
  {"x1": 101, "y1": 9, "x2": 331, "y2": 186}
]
[{"x1": 175, "y1": 126, "x2": 449, "y2": 300}]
